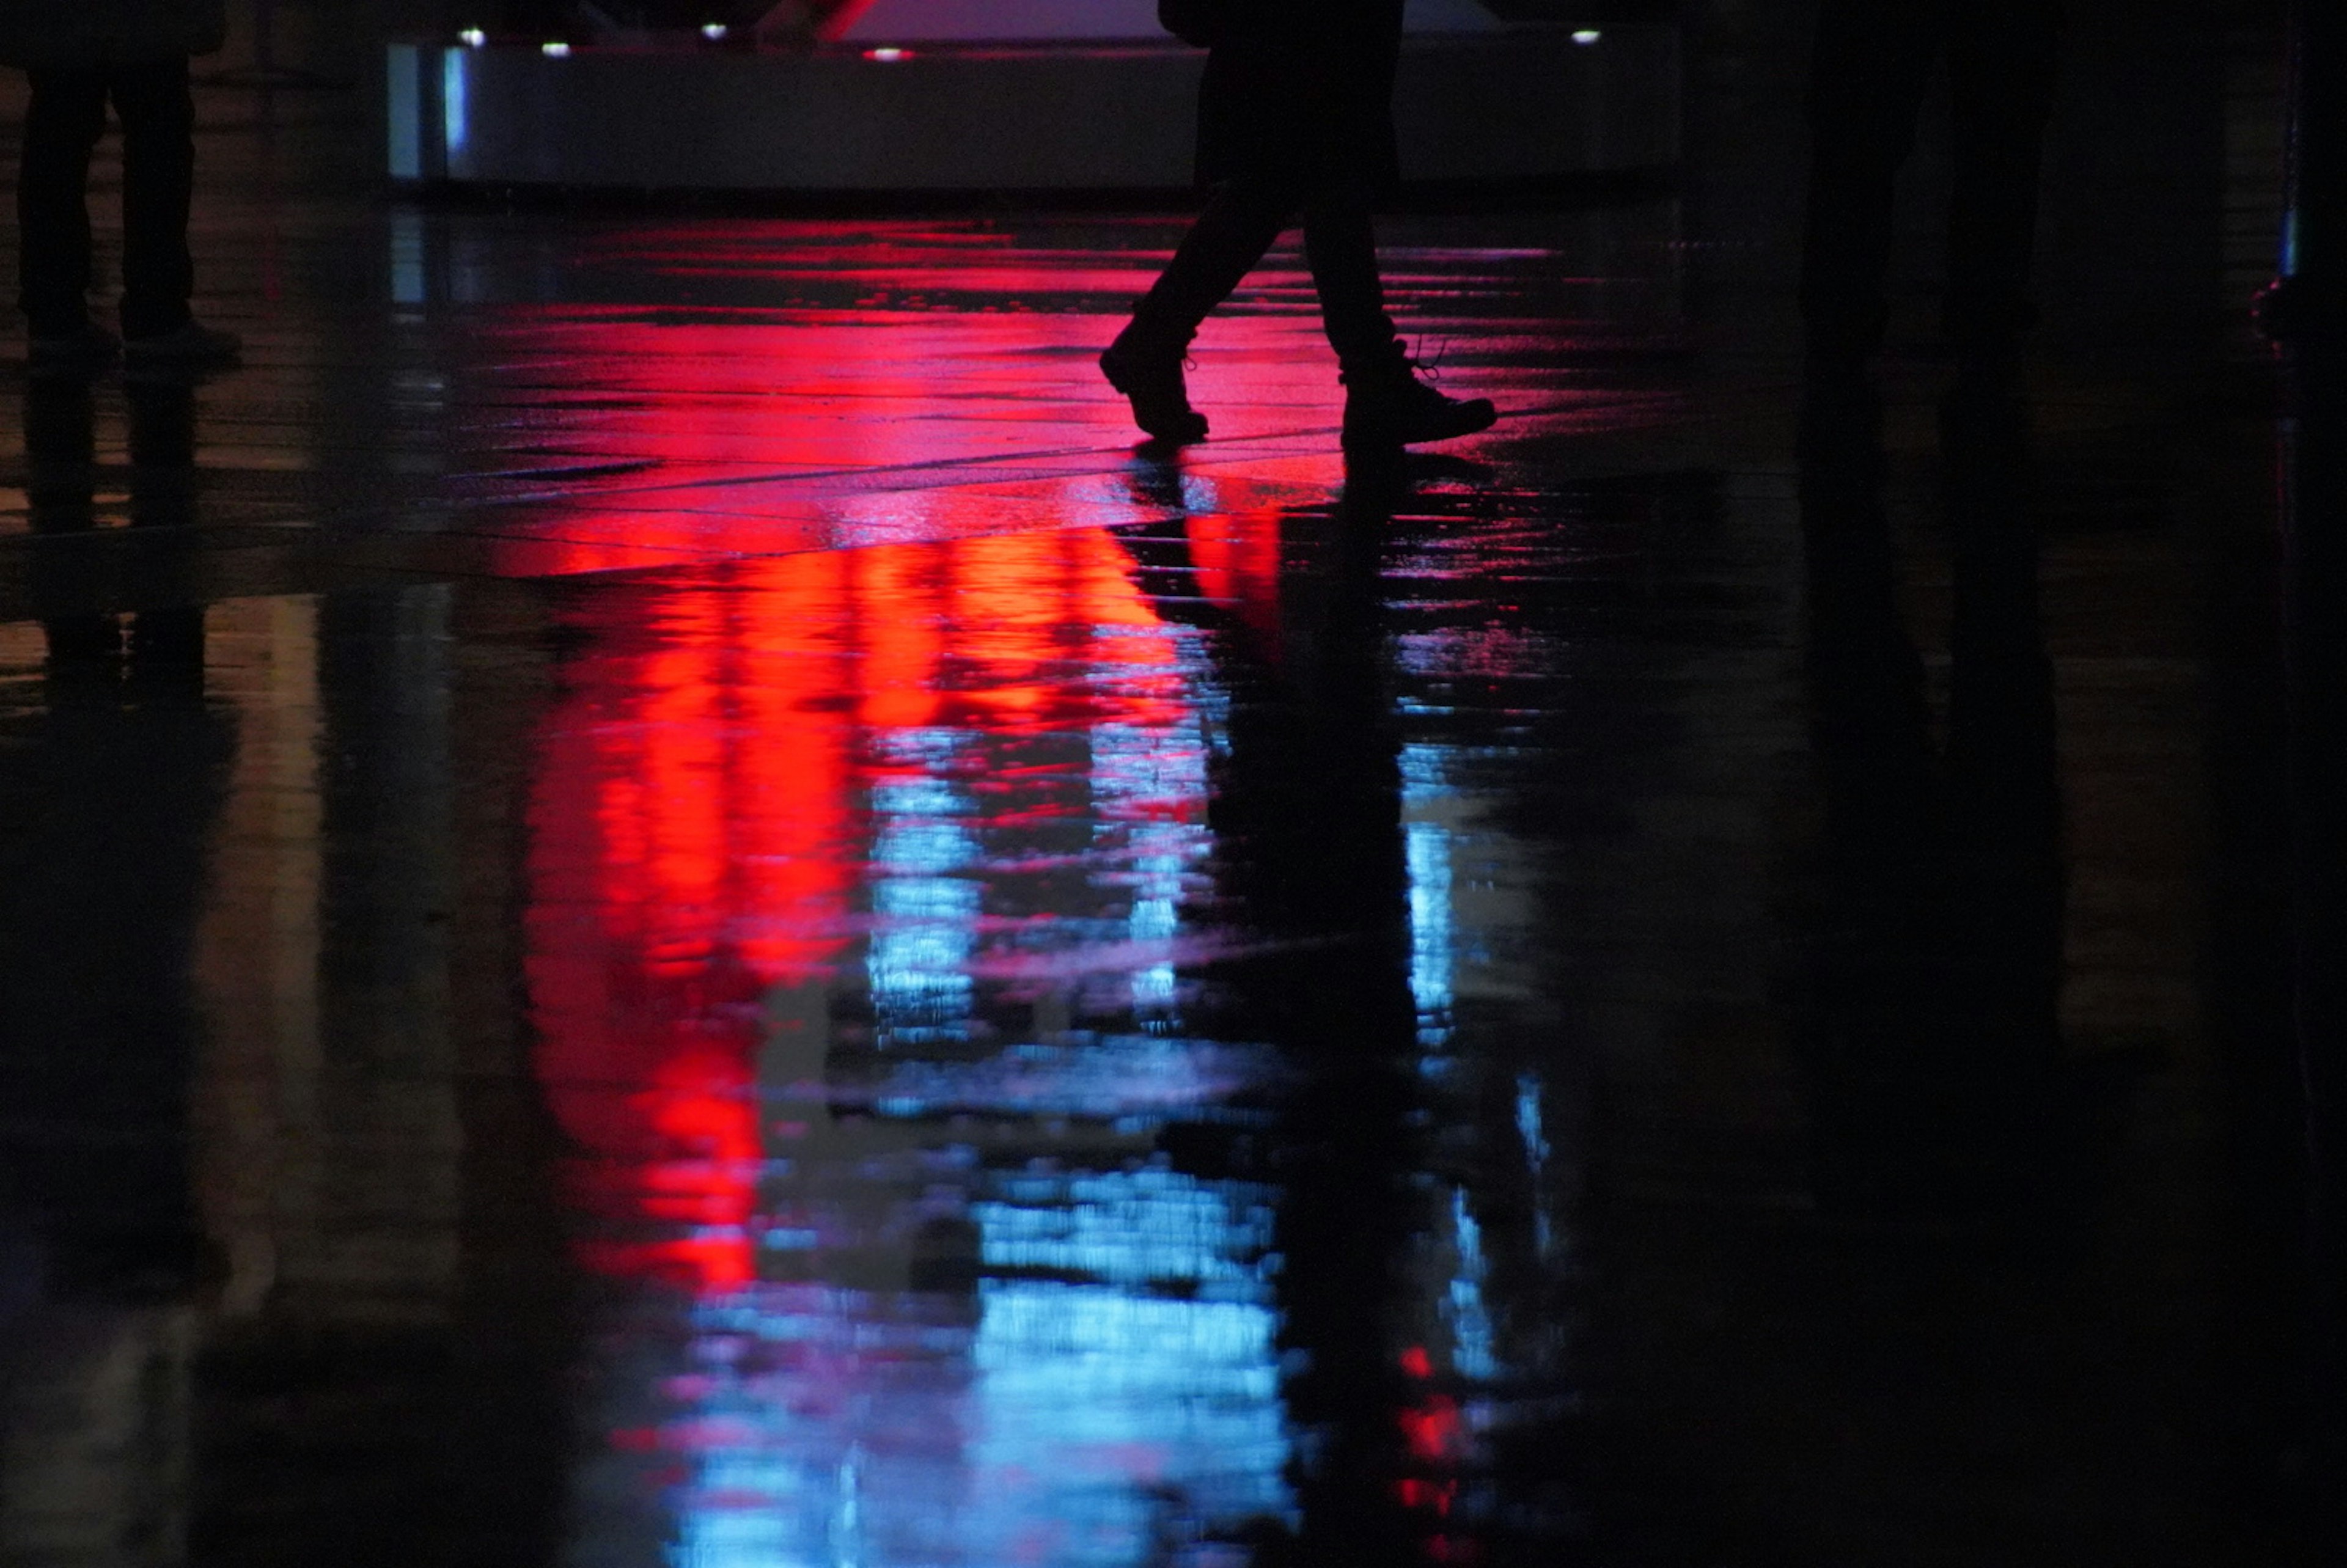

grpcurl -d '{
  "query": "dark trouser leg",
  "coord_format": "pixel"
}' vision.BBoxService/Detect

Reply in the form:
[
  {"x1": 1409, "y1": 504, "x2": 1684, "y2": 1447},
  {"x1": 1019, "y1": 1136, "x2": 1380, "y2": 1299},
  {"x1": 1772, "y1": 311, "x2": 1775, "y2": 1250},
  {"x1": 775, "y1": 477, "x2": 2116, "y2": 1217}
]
[
  {"x1": 1942, "y1": 5, "x2": 2061, "y2": 360},
  {"x1": 1302, "y1": 194, "x2": 1399, "y2": 368},
  {"x1": 1123, "y1": 178, "x2": 1296, "y2": 349},
  {"x1": 17, "y1": 70, "x2": 110, "y2": 335},
  {"x1": 109, "y1": 57, "x2": 197, "y2": 339},
  {"x1": 1799, "y1": 0, "x2": 1941, "y2": 365}
]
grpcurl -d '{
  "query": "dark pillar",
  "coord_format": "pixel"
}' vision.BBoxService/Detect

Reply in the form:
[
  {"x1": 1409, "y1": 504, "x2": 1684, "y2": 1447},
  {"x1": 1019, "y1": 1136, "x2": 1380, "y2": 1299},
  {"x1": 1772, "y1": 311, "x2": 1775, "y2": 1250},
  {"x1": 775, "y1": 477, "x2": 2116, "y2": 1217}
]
[{"x1": 2269, "y1": 0, "x2": 2346, "y2": 1520}]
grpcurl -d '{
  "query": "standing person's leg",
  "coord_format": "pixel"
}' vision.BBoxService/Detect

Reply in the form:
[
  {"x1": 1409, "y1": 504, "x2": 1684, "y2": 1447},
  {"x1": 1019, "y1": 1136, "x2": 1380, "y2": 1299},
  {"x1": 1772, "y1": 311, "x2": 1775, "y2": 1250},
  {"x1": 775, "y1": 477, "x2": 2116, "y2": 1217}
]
[
  {"x1": 1943, "y1": 2, "x2": 2062, "y2": 372},
  {"x1": 17, "y1": 70, "x2": 112, "y2": 347},
  {"x1": 1103, "y1": 179, "x2": 1296, "y2": 442},
  {"x1": 1801, "y1": 0, "x2": 1944, "y2": 370},
  {"x1": 109, "y1": 56, "x2": 198, "y2": 342}
]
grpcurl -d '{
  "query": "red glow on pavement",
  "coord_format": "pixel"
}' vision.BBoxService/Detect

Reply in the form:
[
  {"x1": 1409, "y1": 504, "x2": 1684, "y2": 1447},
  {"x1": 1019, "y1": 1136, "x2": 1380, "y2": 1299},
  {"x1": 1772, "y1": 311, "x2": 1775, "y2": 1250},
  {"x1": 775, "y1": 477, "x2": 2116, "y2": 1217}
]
[
  {"x1": 1187, "y1": 507, "x2": 1284, "y2": 647},
  {"x1": 527, "y1": 527, "x2": 1195, "y2": 1293}
]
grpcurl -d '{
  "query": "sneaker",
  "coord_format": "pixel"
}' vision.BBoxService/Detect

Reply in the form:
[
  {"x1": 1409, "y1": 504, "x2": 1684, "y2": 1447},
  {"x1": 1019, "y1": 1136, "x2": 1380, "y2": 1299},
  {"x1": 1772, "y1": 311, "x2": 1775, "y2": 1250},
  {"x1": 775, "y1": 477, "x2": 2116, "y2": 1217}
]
[
  {"x1": 1340, "y1": 346, "x2": 1498, "y2": 449},
  {"x1": 28, "y1": 321, "x2": 121, "y2": 369},
  {"x1": 123, "y1": 320, "x2": 242, "y2": 368},
  {"x1": 1100, "y1": 331, "x2": 1209, "y2": 445}
]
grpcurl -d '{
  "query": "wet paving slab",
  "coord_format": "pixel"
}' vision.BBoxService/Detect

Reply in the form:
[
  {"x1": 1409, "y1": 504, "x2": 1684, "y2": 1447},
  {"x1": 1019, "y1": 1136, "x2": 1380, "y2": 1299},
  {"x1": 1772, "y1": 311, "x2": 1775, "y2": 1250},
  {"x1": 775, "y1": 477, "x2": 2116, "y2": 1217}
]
[{"x1": 0, "y1": 71, "x2": 2332, "y2": 1568}]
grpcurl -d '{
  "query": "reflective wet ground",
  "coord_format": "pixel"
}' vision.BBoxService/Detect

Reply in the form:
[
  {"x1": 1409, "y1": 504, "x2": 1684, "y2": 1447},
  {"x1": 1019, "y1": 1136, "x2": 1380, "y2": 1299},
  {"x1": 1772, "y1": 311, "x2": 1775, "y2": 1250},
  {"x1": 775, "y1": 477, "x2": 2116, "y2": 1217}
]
[{"x1": 0, "y1": 24, "x2": 2334, "y2": 1568}]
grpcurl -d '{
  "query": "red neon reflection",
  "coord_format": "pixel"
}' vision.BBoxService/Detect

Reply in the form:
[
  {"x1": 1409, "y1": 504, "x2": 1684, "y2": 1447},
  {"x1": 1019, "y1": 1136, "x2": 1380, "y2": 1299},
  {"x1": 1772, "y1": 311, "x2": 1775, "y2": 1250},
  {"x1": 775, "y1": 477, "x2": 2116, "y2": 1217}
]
[
  {"x1": 1186, "y1": 506, "x2": 1284, "y2": 647},
  {"x1": 527, "y1": 529, "x2": 1191, "y2": 1292},
  {"x1": 1398, "y1": 1344, "x2": 1464, "y2": 1526}
]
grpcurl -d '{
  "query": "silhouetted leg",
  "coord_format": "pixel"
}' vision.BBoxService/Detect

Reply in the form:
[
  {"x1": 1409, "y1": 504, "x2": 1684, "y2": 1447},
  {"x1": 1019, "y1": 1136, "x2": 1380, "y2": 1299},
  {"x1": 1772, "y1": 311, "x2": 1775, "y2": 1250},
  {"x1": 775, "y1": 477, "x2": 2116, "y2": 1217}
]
[
  {"x1": 17, "y1": 70, "x2": 110, "y2": 335},
  {"x1": 1306, "y1": 193, "x2": 1495, "y2": 445},
  {"x1": 1302, "y1": 194, "x2": 1400, "y2": 368},
  {"x1": 1106, "y1": 180, "x2": 1298, "y2": 439},
  {"x1": 110, "y1": 57, "x2": 197, "y2": 340},
  {"x1": 1800, "y1": 0, "x2": 1941, "y2": 367},
  {"x1": 1123, "y1": 178, "x2": 1296, "y2": 349},
  {"x1": 1943, "y1": 4, "x2": 2062, "y2": 365}
]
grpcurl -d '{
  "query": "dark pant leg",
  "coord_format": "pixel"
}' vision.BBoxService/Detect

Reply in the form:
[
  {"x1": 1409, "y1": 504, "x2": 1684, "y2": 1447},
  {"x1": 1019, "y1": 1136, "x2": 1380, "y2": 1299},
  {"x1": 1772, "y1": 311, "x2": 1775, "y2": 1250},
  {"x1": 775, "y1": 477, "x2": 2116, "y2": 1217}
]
[
  {"x1": 1125, "y1": 179, "x2": 1296, "y2": 347},
  {"x1": 17, "y1": 70, "x2": 111, "y2": 334},
  {"x1": 1301, "y1": 194, "x2": 1398, "y2": 367},
  {"x1": 1800, "y1": 0, "x2": 1944, "y2": 363},
  {"x1": 1942, "y1": 4, "x2": 2062, "y2": 356},
  {"x1": 108, "y1": 56, "x2": 197, "y2": 339}
]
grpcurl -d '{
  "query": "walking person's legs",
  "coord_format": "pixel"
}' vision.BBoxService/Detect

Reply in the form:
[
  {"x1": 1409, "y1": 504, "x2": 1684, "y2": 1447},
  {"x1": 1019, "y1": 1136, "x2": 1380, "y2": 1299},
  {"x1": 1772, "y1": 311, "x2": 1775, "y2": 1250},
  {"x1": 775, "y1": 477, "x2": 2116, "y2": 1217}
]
[
  {"x1": 1103, "y1": 181, "x2": 1494, "y2": 449},
  {"x1": 18, "y1": 69, "x2": 112, "y2": 355}
]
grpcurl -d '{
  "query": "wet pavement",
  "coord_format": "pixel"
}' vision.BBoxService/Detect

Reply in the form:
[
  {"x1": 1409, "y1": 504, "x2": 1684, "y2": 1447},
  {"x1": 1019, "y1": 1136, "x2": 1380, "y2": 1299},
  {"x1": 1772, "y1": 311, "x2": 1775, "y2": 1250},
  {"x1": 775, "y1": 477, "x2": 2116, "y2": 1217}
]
[{"x1": 0, "y1": 24, "x2": 2335, "y2": 1568}]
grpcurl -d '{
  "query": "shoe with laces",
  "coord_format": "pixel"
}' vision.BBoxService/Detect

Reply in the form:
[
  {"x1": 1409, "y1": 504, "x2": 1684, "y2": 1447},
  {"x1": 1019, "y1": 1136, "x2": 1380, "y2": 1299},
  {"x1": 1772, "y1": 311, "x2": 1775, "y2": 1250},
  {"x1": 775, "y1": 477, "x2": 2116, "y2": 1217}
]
[
  {"x1": 1340, "y1": 343, "x2": 1498, "y2": 449},
  {"x1": 123, "y1": 320, "x2": 242, "y2": 368},
  {"x1": 28, "y1": 321, "x2": 121, "y2": 370},
  {"x1": 1100, "y1": 328, "x2": 1209, "y2": 444}
]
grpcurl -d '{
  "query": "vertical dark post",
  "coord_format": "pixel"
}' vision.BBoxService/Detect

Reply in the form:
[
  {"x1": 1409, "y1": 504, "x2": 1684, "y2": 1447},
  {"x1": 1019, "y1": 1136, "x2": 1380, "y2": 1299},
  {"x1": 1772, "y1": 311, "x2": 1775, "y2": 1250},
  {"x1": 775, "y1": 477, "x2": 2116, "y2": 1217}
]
[{"x1": 2269, "y1": 0, "x2": 2345, "y2": 1519}]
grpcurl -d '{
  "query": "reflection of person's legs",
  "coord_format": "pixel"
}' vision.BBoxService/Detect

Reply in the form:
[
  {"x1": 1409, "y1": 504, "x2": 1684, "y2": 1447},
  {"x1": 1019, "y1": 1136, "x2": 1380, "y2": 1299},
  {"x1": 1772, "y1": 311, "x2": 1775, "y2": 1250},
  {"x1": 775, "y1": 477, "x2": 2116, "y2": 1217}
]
[
  {"x1": 24, "y1": 377, "x2": 98, "y2": 536},
  {"x1": 1301, "y1": 192, "x2": 1399, "y2": 370},
  {"x1": 110, "y1": 57, "x2": 199, "y2": 341},
  {"x1": 17, "y1": 70, "x2": 110, "y2": 336},
  {"x1": 1944, "y1": 4, "x2": 2061, "y2": 365},
  {"x1": 1800, "y1": 0, "x2": 1941, "y2": 367}
]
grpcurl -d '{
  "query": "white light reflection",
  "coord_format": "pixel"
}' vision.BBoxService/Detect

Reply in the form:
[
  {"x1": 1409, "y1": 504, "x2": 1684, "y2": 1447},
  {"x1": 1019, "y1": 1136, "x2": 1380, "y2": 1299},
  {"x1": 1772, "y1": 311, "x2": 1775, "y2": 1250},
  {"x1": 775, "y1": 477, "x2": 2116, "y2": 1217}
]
[
  {"x1": 868, "y1": 757, "x2": 978, "y2": 1044},
  {"x1": 1402, "y1": 743, "x2": 1457, "y2": 1055},
  {"x1": 1088, "y1": 711, "x2": 1212, "y2": 1020},
  {"x1": 389, "y1": 209, "x2": 425, "y2": 306},
  {"x1": 977, "y1": 1164, "x2": 1275, "y2": 1291},
  {"x1": 442, "y1": 49, "x2": 468, "y2": 159},
  {"x1": 1444, "y1": 1186, "x2": 1499, "y2": 1382},
  {"x1": 973, "y1": 1282, "x2": 1291, "y2": 1557}
]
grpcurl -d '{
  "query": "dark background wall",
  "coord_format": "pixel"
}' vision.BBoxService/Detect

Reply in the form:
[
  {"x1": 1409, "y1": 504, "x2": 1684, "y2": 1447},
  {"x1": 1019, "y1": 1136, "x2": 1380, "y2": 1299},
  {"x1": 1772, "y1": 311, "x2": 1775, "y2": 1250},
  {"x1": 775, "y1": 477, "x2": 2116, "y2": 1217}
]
[{"x1": 257, "y1": 0, "x2": 2284, "y2": 355}]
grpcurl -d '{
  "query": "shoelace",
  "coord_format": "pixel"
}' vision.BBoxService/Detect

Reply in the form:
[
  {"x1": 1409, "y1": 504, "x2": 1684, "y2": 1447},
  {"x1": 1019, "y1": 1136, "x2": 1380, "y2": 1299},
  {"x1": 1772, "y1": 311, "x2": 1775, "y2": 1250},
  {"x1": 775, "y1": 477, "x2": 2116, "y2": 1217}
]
[{"x1": 1408, "y1": 334, "x2": 1455, "y2": 383}]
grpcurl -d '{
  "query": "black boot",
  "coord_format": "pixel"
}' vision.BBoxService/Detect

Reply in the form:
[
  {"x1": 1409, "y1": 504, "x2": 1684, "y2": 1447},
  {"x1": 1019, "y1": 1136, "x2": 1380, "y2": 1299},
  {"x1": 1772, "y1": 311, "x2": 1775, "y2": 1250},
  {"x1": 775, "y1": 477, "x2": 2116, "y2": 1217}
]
[
  {"x1": 1101, "y1": 321, "x2": 1209, "y2": 444},
  {"x1": 1339, "y1": 343, "x2": 1497, "y2": 449}
]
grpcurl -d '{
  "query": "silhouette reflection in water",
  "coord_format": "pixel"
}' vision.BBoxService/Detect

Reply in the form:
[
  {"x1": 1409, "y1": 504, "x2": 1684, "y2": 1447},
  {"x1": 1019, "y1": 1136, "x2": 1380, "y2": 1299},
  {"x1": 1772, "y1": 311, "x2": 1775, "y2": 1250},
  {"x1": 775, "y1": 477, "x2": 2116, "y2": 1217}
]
[
  {"x1": 1795, "y1": 376, "x2": 2072, "y2": 1223},
  {"x1": 1113, "y1": 453, "x2": 1442, "y2": 1565},
  {"x1": 0, "y1": 370, "x2": 231, "y2": 1565}
]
